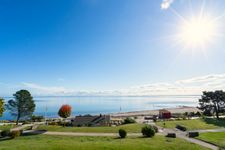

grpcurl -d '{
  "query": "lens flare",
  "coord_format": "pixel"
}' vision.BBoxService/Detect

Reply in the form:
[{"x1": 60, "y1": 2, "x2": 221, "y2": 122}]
[{"x1": 179, "y1": 16, "x2": 217, "y2": 48}]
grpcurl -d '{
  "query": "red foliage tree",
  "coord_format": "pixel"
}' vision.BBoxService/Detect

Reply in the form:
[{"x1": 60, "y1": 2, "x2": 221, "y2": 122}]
[{"x1": 58, "y1": 104, "x2": 72, "y2": 119}]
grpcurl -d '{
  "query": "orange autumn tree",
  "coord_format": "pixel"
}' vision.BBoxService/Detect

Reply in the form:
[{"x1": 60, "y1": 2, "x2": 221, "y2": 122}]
[{"x1": 58, "y1": 104, "x2": 72, "y2": 126}]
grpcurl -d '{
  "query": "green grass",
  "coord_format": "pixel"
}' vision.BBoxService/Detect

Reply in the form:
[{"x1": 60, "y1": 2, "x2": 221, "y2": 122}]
[
  {"x1": 0, "y1": 134, "x2": 209, "y2": 150},
  {"x1": 0, "y1": 125, "x2": 15, "y2": 131},
  {"x1": 37, "y1": 123, "x2": 145, "y2": 133},
  {"x1": 156, "y1": 118, "x2": 225, "y2": 130},
  {"x1": 197, "y1": 132, "x2": 225, "y2": 149}
]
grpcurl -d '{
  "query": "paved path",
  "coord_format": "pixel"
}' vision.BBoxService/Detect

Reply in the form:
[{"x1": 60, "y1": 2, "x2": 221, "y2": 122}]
[
  {"x1": 6, "y1": 123, "x2": 224, "y2": 150},
  {"x1": 190, "y1": 128, "x2": 225, "y2": 133},
  {"x1": 23, "y1": 130, "x2": 145, "y2": 137},
  {"x1": 159, "y1": 128, "x2": 219, "y2": 150},
  {"x1": 10, "y1": 122, "x2": 45, "y2": 131},
  {"x1": 25, "y1": 129, "x2": 220, "y2": 149}
]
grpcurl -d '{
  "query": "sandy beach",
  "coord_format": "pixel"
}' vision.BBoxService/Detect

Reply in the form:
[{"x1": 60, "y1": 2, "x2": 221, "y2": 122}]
[{"x1": 111, "y1": 106, "x2": 201, "y2": 118}]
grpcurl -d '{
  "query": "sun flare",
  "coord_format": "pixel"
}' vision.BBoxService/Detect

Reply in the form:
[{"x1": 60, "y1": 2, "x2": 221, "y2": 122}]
[{"x1": 179, "y1": 16, "x2": 217, "y2": 48}]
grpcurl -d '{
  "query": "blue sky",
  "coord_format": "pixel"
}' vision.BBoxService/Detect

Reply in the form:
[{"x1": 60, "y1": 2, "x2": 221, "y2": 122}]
[{"x1": 1, "y1": 0, "x2": 225, "y2": 96}]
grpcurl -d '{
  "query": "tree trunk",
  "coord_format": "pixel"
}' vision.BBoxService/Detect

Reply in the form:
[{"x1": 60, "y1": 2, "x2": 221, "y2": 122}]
[
  {"x1": 16, "y1": 115, "x2": 20, "y2": 125},
  {"x1": 215, "y1": 103, "x2": 219, "y2": 119}
]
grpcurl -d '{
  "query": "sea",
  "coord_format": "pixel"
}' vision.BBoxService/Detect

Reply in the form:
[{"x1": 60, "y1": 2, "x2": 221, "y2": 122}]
[{"x1": 1, "y1": 95, "x2": 200, "y2": 120}]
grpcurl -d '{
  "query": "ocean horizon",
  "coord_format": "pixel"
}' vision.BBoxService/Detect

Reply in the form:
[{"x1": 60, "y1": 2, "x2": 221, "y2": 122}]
[{"x1": 1, "y1": 95, "x2": 200, "y2": 120}]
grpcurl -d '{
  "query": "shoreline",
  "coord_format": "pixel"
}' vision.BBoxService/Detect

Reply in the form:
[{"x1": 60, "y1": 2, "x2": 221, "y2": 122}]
[
  {"x1": 1, "y1": 106, "x2": 201, "y2": 121},
  {"x1": 110, "y1": 106, "x2": 201, "y2": 118}
]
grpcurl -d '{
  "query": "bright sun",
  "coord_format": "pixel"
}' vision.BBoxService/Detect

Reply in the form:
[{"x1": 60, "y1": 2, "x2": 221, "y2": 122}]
[{"x1": 179, "y1": 16, "x2": 217, "y2": 48}]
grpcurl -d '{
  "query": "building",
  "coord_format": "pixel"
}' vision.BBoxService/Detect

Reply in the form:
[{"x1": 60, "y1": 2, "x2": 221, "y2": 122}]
[
  {"x1": 72, "y1": 115, "x2": 111, "y2": 127},
  {"x1": 159, "y1": 109, "x2": 171, "y2": 119}
]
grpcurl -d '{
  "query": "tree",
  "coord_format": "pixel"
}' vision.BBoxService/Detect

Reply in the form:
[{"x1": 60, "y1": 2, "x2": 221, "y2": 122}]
[
  {"x1": 141, "y1": 125, "x2": 155, "y2": 137},
  {"x1": 6, "y1": 90, "x2": 35, "y2": 125},
  {"x1": 0, "y1": 98, "x2": 5, "y2": 117},
  {"x1": 199, "y1": 90, "x2": 225, "y2": 119},
  {"x1": 58, "y1": 104, "x2": 72, "y2": 126}
]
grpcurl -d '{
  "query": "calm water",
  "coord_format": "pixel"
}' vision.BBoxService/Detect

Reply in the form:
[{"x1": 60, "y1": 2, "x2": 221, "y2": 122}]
[{"x1": 1, "y1": 96, "x2": 200, "y2": 120}]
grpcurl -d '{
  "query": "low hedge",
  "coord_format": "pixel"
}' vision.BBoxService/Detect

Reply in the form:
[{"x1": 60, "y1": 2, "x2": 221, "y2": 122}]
[
  {"x1": 1, "y1": 129, "x2": 10, "y2": 137},
  {"x1": 10, "y1": 130, "x2": 21, "y2": 139},
  {"x1": 166, "y1": 133, "x2": 176, "y2": 138},
  {"x1": 176, "y1": 124, "x2": 187, "y2": 131},
  {"x1": 188, "y1": 132, "x2": 199, "y2": 138}
]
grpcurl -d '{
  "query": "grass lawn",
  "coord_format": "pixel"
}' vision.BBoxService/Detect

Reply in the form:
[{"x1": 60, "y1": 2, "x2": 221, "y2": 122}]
[
  {"x1": 0, "y1": 134, "x2": 209, "y2": 150},
  {"x1": 36, "y1": 123, "x2": 145, "y2": 133},
  {"x1": 156, "y1": 118, "x2": 225, "y2": 130},
  {"x1": 0, "y1": 125, "x2": 15, "y2": 131},
  {"x1": 196, "y1": 132, "x2": 225, "y2": 149}
]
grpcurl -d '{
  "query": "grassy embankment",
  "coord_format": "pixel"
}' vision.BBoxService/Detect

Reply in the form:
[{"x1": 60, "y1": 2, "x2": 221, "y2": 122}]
[
  {"x1": 156, "y1": 118, "x2": 225, "y2": 130},
  {"x1": 0, "y1": 134, "x2": 209, "y2": 150},
  {"x1": 37, "y1": 123, "x2": 145, "y2": 133},
  {"x1": 0, "y1": 124, "x2": 15, "y2": 130},
  {"x1": 196, "y1": 132, "x2": 225, "y2": 149}
]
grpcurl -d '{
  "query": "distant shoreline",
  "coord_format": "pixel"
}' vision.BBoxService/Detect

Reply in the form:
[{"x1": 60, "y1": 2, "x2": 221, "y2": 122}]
[
  {"x1": 110, "y1": 106, "x2": 200, "y2": 118},
  {"x1": 0, "y1": 106, "x2": 200, "y2": 121},
  {"x1": 2, "y1": 95, "x2": 201, "y2": 99}
]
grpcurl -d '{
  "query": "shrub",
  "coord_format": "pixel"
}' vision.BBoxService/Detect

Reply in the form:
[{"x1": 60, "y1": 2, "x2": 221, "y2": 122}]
[
  {"x1": 48, "y1": 121, "x2": 59, "y2": 126},
  {"x1": 118, "y1": 129, "x2": 127, "y2": 138},
  {"x1": 1, "y1": 129, "x2": 10, "y2": 137},
  {"x1": 166, "y1": 133, "x2": 176, "y2": 138},
  {"x1": 123, "y1": 117, "x2": 136, "y2": 124},
  {"x1": 142, "y1": 125, "x2": 155, "y2": 137},
  {"x1": 10, "y1": 130, "x2": 21, "y2": 139},
  {"x1": 31, "y1": 115, "x2": 44, "y2": 122},
  {"x1": 176, "y1": 124, "x2": 187, "y2": 131},
  {"x1": 195, "y1": 111, "x2": 201, "y2": 117},
  {"x1": 152, "y1": 125, "x2": 158, "y2": 133},
  {"x1": 21, "y1": 120, "x2": 31, "y2": 125},
  {"x1": 188, "y1": 132, "x2": 199, "y2": 138}
]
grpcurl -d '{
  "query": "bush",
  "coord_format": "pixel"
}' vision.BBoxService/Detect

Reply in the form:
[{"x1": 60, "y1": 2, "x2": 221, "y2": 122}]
[
  {"x1": 142, "y1": 125, "x2": 155, "y2": 137},
  {"x1": 188, "y1": 132, "x2": 199, "y2": 138},
  {"x1": 195, "y1": 112, "x2": 202, "y2": 117},
  {"x1": 176, "y1": 124, "x2": 187, "y2": 131},
  {"x1": 21, "y1": 120, "x2": 31, "y2": 125},
  {"x1": 48, "y1": 121, "x2": 59, "y2": 126},
  {"x1": 166, "y1": 133, "x2": 176, "y2": 138},
  {"x1": 152, "y1": 125, "x2": 158, "y2": 133},
  {"x1": 31, "y1": 115, "x2": 44, "y2": 122},
  {"x1": 118, "y1": 129, "x2": 127, "y2": 138},
  {"x1": 123, "y1": 117, "x2": 136, "y2": 124},
  {"x1": 10, "y1": 130, "x2": 21, "y2": 139},
  {"x1": 1, "y1": 129, "x2": 10, "y2": 137}
]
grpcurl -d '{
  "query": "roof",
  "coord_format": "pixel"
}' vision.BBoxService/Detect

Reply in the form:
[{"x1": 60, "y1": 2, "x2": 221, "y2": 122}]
[
  {"x1": 73, "y1": 115, "x2": 110, "y2": 125},
  {"x1": 159, "y1": 109, "x2": 171, "y2": 113}
]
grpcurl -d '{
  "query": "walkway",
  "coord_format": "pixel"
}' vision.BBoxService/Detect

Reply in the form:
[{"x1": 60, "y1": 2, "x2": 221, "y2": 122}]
[
  {"x1": 23, "y1": 130, "x2": 143, "y2": 137},
  {"x1": 159, "y1": 128, "x2": 219, "y2": 150},
  {"x1": 190, "y1": 128, "x2": 225, "y2": 133}
]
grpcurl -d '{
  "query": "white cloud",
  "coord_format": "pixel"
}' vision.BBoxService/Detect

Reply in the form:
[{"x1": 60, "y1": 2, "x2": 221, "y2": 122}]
[
  {"x1": 21, "y1": 82, "x2": 74, "y2": 95},
  {"x1": 124, "y1": 74, "x2": 225, "y2": 96},
  {"x1": 161, "y1": 0, "x2": 174, "y2": 10},
  {"x1": 2, "y1": 73, "x2": 225, "y2": 96}
]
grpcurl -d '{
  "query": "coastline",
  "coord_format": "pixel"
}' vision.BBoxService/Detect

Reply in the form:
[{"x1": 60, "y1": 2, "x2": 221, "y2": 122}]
[{"x1": 110, "y1": 106, "x2": 201, "y2": 118}]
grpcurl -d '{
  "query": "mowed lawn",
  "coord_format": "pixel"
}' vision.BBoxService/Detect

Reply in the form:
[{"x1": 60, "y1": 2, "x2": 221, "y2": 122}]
[
  {"x1": 156, "y1": 118, "x2": 225, "y2": 130},
  {"x1": 196, "y1": 132, "x2": 225, "y2": 149},
  {"x1": 37, "y1": 123, "x2": 145, "y2": 133},
  {"x1": 0, "y1": 125, "x2": 15, "y2": 130},
  {"x1": 0, "y1": 135, "x2": 209, "y2": 150}
]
